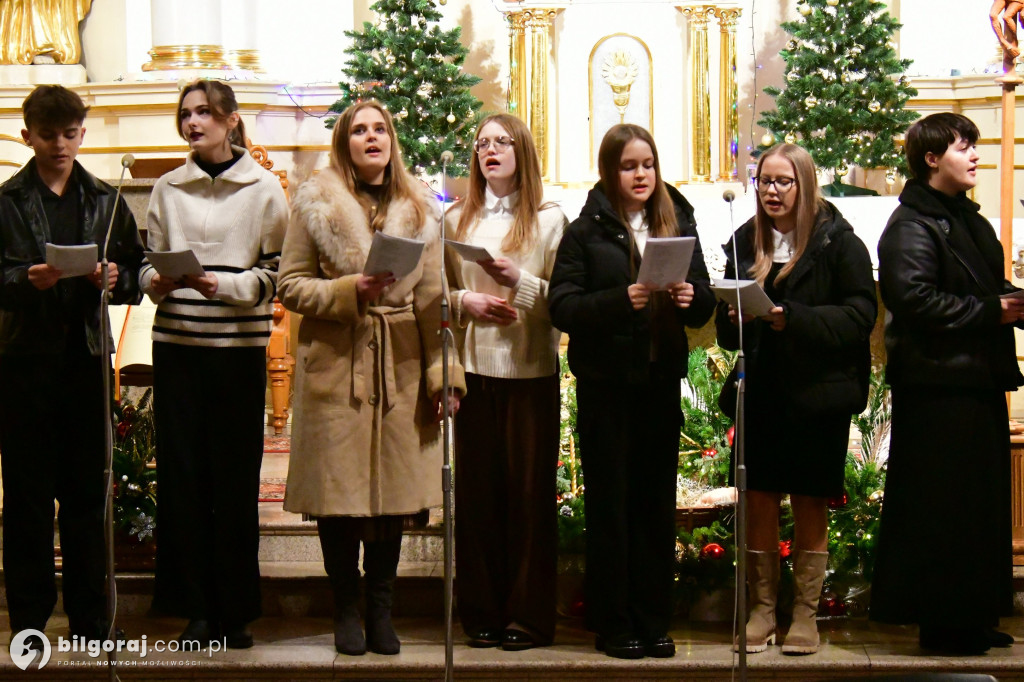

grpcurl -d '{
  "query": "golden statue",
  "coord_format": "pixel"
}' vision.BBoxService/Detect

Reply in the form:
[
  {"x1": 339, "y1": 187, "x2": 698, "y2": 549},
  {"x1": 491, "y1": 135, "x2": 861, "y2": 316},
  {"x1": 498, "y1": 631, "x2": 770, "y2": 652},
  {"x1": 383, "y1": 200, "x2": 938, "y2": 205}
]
[{"x1": 0, "y1": 0, "x2": 92, "y2": 65}]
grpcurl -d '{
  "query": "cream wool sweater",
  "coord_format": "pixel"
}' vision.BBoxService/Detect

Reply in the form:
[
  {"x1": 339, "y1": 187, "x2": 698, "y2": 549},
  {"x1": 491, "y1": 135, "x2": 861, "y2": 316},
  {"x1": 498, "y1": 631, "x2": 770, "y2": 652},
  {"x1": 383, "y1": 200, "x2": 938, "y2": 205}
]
[
  {"x1": 139, "y1": 148, "x2": 289, "y2": 347},
  {"x1": 447, "y1": 189, "x2": 567, "y2": 378}
]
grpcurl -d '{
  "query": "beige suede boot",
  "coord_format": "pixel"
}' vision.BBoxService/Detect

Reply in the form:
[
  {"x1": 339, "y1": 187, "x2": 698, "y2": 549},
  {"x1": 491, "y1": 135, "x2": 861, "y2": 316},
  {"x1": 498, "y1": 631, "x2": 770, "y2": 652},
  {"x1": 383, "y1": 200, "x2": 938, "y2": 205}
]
[
  {"x1": 781, "y1": 550, "x2": 828, "y2": 655},
  {"x1": 733, "y1": 550, "x2": 778, "y2": 653}
]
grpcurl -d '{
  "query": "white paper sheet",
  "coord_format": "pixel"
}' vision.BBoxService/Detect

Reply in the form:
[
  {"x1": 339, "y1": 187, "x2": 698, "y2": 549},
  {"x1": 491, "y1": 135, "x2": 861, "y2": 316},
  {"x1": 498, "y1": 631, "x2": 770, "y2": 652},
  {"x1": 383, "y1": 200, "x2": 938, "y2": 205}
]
[
  {"x1": 444, "y1": 239, "x2": 495, "y2": 262},
  {"x1": 45, "y1": 243, "x2": 98, "y2": 278},
  {"x1": 363, "y1": 231, "x2": 425, "y2": 281},
  {"x1": 636, "y1": 237, "x2": 696, "y2": 291},
  {"x1": 711, "y1": 279, "x2": 777, "y2": 318},
  {"x1": 144, "y1": 250, "x2": 205, "y2": 279}
]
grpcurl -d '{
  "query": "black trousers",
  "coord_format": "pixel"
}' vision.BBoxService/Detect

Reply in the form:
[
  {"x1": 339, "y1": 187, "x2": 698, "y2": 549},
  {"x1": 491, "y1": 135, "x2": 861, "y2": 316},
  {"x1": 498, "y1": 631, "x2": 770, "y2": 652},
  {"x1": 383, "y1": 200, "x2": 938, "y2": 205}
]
[
  {"x1": 576, "y1": 375, "x2": 681, "y2": 640},
  {"x1": 0, "y1": 349, "x2": 106, "y2": 633},
  {"x1": 454, "y1": 373, "x2": 560, "y2": 643},
  {"x1": 151, "y1": 342, "x2": 265, "y2": 625}
]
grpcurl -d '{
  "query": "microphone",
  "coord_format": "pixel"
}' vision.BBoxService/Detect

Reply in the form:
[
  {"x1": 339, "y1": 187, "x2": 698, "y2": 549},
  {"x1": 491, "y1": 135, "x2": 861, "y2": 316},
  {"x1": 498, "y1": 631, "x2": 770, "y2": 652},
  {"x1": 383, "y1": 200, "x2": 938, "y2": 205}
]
[
  {"x1": 120, "y1": 153, "x2": 135, "y2": 169},
  {"x1": 723, "y1": 189, "x2": 736, "y2": 203},
  {"x1": 440, "y1": 150, "x2": 454, "y2": 165}
]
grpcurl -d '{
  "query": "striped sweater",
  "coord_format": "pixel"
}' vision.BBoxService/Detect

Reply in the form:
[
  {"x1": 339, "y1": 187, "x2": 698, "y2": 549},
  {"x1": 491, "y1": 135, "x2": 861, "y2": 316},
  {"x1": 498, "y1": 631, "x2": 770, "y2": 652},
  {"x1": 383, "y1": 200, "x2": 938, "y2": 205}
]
[{"x1": 139, "y1": 148, "x2": 289, "y2": 347}]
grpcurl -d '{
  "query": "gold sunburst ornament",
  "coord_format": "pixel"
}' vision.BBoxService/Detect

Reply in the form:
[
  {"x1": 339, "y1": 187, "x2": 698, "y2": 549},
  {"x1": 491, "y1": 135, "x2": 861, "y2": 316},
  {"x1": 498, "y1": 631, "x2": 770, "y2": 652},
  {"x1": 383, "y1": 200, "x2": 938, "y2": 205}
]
[{"x1": 601, "y1": 51, "x2": 640, "y2": 123}]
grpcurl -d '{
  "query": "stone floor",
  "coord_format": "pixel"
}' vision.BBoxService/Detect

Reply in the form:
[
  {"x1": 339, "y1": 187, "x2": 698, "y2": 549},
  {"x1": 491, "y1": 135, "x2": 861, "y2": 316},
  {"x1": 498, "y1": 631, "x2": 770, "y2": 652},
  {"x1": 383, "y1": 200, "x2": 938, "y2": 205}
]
[{"x1": 1, "y1": 611, "x2": 1023, "y2": 680}]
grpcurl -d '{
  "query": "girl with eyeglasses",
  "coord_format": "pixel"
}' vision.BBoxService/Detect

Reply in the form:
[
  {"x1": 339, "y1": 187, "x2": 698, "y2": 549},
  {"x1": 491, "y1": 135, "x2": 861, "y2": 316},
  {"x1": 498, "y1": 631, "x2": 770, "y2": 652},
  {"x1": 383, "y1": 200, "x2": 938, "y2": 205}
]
[
  {"x1": 549, "y1": 124, "x2": 715, "y2": 659},
  {"x1": 716, "y1": 143, "x2": 876, "y2": 655},
  {"x1": 279, "y1": 100, "x2": 465, "y2": 656},
  {"x1": 445, "y1": 114, "x2": 567, "y2": 651}
]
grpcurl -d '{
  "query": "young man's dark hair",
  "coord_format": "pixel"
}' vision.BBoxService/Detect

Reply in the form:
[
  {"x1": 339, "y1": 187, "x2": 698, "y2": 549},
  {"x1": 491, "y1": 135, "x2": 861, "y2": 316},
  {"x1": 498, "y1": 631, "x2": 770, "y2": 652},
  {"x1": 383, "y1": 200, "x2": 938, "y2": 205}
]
[
  {"x1": 21, "y1": 84, "x2": 89, "y2": 131},
  {"x1": 904, "y1": 113, "x2": 979, "y2": 181},
  {"x1": 0, "y1": 84, "x2": 143, "y2": 644}
]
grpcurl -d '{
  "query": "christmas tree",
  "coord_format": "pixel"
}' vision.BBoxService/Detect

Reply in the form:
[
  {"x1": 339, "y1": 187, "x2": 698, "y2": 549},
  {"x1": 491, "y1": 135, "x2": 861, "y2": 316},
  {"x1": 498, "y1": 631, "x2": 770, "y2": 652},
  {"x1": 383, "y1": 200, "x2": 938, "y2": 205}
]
[
  {"x1": 328, "y1": 0, "x2": 483, "y2": 177},
  {"x1": 759, "y1": 0, "x2": 919, "y2": 185}
]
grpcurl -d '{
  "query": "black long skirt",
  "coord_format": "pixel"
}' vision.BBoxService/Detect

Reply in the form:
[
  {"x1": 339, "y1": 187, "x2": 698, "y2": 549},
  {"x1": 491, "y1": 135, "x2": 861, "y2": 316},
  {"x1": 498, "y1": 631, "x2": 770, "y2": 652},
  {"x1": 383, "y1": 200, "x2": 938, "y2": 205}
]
[{"x1": 869, "y1": 385, "x2": 1013, "y2": 627}]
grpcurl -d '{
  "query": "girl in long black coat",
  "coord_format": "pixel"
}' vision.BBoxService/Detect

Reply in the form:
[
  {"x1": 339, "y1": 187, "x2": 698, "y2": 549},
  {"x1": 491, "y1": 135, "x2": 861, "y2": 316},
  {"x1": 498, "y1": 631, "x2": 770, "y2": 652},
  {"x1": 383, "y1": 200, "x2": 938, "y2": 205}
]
[
  {"x1": 871, "y1": 113, "x2": 1024, "y2": 655},
  {"x1": 549, "y1": 124, "x2": 715, "y2": 660},
  {"x1": 717, "y1": 144, "x2": 876, "y2": 655}
]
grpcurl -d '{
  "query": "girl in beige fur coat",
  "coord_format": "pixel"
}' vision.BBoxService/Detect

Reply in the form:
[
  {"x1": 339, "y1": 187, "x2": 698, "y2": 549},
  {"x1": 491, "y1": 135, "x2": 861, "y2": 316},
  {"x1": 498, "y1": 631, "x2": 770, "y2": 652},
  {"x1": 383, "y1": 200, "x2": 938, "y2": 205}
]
[{"x1": 279, "y1": 101, "x2": 465, "y2": 656}]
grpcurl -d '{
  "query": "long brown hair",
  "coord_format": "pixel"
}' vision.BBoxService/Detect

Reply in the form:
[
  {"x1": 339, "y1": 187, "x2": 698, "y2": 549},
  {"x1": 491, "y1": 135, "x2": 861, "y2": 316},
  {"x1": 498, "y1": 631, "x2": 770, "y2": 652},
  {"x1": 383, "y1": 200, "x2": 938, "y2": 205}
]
[
  {"x1": 750, "y1": 143, "x2": 824, "y2": 285},
  {"x1": 176, "y1": 79, "x2": 247, "y2": 150},
  {"x1": 454, "y1": 114, "x2": 546, "y2": 256},
  {"x1": 597, "y1": 124, "x2": 678, "y2": 239},
  {"x1": 329, "y1": 100, "x2": 425, "y2": 232}
]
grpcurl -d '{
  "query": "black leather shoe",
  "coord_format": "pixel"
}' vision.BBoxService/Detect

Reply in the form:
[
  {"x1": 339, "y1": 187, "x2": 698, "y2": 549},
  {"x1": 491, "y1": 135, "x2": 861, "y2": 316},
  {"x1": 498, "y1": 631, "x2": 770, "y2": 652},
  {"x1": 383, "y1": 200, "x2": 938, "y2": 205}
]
[
  {"x1": 595, "y1": 634, "x2": 645, "y2": 659},
  {"x1": 178, "y1": 619, "x2": 219, "y2": 650},
  {"x1": 919, "y1": 625, "x2": 990, "y2": 656},
  {"x1": 644, "y1": 635, "x2": 676, "y2": 658},
  {"x1": 501, "y1": 629, "x2": 536, "y2": 652},
  {"x1": 223, "y1": 623, "x2": 254, "y2": 649},
  {"x1": 985, "y1": 628, "x2": 1014, "y2": 648},
  {"x1": 467, "y1": 628, "x2": 502, "y2": 648}
]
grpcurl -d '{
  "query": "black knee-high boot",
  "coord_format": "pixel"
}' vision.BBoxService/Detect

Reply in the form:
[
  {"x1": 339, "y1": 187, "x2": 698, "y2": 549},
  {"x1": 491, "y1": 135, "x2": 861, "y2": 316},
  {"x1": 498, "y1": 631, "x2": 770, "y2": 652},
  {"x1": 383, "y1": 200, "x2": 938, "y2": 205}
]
[
  {"x1": 363, "y1": 535, "x2": 402, "y2": 655},
  {"x1": 317, "y1": 518, "x2": 365, "y2": 655}
]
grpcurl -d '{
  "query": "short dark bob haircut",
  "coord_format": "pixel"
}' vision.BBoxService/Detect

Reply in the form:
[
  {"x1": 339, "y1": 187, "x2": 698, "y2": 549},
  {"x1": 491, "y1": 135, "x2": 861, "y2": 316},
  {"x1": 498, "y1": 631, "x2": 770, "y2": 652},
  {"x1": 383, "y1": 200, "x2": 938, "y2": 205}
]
[{"x1": 904, "y1": 112, "x2": 979, "y2": 181}]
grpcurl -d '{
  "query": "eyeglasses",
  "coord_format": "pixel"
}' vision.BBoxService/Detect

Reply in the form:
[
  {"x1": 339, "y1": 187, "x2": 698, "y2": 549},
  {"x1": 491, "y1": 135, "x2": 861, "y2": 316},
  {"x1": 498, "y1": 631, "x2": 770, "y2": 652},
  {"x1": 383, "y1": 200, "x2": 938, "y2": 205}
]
[
  {"x1": 474, "y1": 136, "x2": 515, "y2": 154},
  {"x1": 753, "y1": 176, "x2": 797, "y2": 193}
]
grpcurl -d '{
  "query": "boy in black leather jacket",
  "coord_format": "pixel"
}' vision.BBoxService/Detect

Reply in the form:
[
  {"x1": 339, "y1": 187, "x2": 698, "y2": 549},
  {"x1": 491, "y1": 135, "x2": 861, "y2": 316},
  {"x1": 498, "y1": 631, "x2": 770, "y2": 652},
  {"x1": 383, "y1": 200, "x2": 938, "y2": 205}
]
[{"x1": 0, "y1": 85, "x2": 143, "y2": 644}]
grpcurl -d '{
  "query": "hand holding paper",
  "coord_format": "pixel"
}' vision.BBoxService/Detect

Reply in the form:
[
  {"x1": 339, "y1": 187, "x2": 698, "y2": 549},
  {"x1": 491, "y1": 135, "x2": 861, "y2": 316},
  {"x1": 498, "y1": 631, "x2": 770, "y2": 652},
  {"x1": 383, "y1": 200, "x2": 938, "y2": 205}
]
[
  {"x1": 46, "y1": 243, "x2": 97, "y2": 278},
  {"x1": 711, "y1": 279, "x2": 776, "y2": 318},
  {"x1": 636, "y1": 237, "x2": 696, "y2": 290},
  {"x1": 364, "y1": 231, "x2": 425, "y2": 281},
  {"x1": 144, "y1": 249, "x2": 205, "y2": 280},
  {"x1": 444, "y1": 239, "x2": 494, "y2": 262}
]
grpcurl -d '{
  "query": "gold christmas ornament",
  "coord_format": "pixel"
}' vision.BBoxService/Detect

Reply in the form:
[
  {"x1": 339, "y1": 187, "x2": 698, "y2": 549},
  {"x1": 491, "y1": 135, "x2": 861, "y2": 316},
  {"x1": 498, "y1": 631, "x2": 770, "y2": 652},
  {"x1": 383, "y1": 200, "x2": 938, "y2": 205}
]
[
  {"x1": 761, "y1": 132, "x2": 775, "y2": 147},
  {"x1": 446, "y1": 111, "x2": 456, "y2": 123},
  {"x1": 787, "y1": 71, "x2": 800, "y2": 83},
  {"x1": 868, "y1": 100, "x2": 881, "y2": 112},
  {"x1": 785, "y1": 133, "x2": 797, "y2": 144},
  {"x1": 826, "y1": 0, "x2": 839, "y2": 6},
  {"x1": 398, "y1": 107, "x2": 408, "y2": 119},
  {"x1": 804, "y1": 95, "x2": 818, "y2": 108},
  {"x1": 835, "y1": 164, "x2": 849, "y2": 177},
  {"x1": 799, "y1": 4, "x2": 812, "y2": 16},
  {"x1": 439, "y1": 0, "x2": 446, "y2": 4},
  {"x1": 786, "y1": 40, "x2": 798, "y2": 51}
]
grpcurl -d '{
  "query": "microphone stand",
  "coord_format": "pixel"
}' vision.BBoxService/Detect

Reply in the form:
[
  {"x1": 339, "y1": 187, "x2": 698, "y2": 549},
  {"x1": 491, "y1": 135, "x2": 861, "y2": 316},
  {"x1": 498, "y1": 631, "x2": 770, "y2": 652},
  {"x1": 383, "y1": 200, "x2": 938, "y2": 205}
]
[
  {"x1": 725, "y1": 192, "x2": 748, "y2": 682},
  {"x1": 438, "y1": 152, "x2": 455, "y2": 682},
  {"x1": 101, "y1": 154, "x2": 133, "y2": 680}
]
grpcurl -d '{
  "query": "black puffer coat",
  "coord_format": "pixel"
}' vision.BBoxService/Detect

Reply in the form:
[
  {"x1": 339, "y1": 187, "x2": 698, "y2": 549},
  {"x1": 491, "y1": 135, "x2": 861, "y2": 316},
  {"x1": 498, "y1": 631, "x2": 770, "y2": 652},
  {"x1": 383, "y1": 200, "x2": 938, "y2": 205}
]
[
  {"x1": 715, "y1": 202, "x2": 877, "y2": 416},
  {"x1": 549, "y1": 183, "x2": 715, "y2": 385}
]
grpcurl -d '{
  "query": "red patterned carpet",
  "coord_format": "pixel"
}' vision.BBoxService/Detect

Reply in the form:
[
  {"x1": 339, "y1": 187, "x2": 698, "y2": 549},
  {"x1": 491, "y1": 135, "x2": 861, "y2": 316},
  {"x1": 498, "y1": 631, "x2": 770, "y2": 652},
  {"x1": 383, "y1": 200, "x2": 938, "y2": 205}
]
[{"x1": 259, "y1": 434, "x2": 290, "y2": 502}]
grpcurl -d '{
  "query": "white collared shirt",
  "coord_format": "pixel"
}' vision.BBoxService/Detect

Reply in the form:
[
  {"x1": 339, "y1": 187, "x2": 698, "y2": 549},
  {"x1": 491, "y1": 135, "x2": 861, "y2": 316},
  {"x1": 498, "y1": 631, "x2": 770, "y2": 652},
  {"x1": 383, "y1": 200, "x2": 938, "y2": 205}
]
[
  {"x1": 628, "y1": 210, "x2": 649, "y2": 256},
  {"x1": 483, "y1": 187, "x2": 518, "y2": 217},
  {"x1": 772, "y1": 227, "x2": 795, "y2": 263}
]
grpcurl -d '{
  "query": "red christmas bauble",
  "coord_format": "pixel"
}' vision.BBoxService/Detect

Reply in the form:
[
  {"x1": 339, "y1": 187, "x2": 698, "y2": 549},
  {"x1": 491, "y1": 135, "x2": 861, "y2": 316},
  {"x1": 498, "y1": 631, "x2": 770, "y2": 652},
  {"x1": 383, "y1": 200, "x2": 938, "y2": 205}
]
[
  {"x1": 726, "y1": 425, "x2": 735, "y2": 447},
  {"x1": 826, "y1": 492, "x2": 848, "y2": 509},
  {"x1": 569, "y1": 598, "x2": 586, "y2": 618},
  {"x1": 702, "y1": 448, "x2": 718, "y2": 459},
  {"x1": 701, "y1": 543, "x2": 725, "y2": 560},
  {"x1": 778, "y1": 539, "x2": 792, "y2": 559}
]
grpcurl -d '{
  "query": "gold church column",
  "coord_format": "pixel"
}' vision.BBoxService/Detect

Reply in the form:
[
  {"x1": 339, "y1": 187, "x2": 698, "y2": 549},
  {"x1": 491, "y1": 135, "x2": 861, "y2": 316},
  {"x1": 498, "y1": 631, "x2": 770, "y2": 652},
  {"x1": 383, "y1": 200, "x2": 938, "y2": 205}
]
[
  {"x1": 716, "y1": 7, "x2": 741, "y2": 182},
  {"x1": 506, "y1": 8, "x2": 560, "y2": 180},
  {"x1": 144, "y1": 0, "x2": 229, "y2": 71},
  {"x1": 680, "y1": 6, "x2": 714, "y2": 183}
]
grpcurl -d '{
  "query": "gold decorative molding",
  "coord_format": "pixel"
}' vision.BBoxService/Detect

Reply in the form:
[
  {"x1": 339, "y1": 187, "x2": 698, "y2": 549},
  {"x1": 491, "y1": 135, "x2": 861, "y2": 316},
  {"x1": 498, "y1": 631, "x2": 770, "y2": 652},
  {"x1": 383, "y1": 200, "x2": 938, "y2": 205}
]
[
  {"x1": 601, "y1": 51, "x2": 640, "y2": 123},
  {"x1": 143, "y1": 44, "x2": 230, "y2": 71},
  {"x1": 587, "y1": 33, "x2": 654, "y2": 170},
  {"x1": 224, "y1": 49, "x2": 264, "y2": 73},
  {"x1": 680, "y1": 6, "x2": 715, "y2": 183},
  {"x1": 715, "y1": 7, "x2": 741, "y2": 182},
  {"x1": 506, "y1": 8, "x2": 561, "y2": 180}
]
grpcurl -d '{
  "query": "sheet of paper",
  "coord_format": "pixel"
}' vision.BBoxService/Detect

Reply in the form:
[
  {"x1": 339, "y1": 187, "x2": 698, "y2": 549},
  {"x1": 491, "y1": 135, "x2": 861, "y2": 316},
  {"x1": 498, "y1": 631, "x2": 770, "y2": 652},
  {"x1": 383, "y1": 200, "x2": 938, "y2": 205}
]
[
  {"x1": 363, "y1": 231, "x2": 425, "y2": 281},
  {"x1": 636, "y1": 237, "x2": 696, "y2": 291},
  {"x1": 711, "y1": 279, "x2": 777, "y2": 318},
  {"x1": 1002, "y1": 289, "x2": 1024, "y2": 299},
  {"x1": 444, "y1": 239, "x2": 495, "y2": 262},
  {"x1": 45, "y1": 243, "x2": 97, "y2": 278},
  {"x1": 144, "y1": 249, "x2": 205, "y2": 279}
]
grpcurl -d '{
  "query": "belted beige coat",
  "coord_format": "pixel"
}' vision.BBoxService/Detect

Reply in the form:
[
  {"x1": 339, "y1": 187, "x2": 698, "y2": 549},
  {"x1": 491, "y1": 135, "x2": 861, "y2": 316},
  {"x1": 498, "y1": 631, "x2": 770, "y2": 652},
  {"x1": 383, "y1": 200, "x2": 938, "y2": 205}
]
[{"x1": 279, "y1": 168, "x2": 465, "y2": 517}]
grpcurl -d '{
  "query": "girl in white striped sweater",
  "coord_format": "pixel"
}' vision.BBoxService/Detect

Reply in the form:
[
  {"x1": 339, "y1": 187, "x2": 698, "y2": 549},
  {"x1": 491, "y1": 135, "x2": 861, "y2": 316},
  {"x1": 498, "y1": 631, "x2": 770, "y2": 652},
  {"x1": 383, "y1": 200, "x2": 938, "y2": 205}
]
[{"x1": 139, "y1": 79, "x2": 288, "y2": 649}]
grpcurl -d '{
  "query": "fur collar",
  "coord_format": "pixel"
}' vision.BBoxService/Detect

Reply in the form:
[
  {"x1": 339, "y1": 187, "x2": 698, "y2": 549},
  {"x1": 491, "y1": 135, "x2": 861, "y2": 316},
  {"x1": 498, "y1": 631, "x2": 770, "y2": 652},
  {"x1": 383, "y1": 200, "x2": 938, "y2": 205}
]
[{"x1": 291, "y1": 168, "x2": 439, "y2": 276}]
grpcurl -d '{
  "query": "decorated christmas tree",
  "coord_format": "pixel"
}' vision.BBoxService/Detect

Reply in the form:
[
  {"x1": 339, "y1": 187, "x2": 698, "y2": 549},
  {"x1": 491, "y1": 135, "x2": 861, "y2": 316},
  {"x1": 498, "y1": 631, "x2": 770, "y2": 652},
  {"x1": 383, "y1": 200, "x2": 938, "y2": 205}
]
[
  {"x1": 328, "y1": 0, "x2": 483, "y2": 177},
  {"x1": 759, "y1": 0, "x2": 919, "y2": 187}
]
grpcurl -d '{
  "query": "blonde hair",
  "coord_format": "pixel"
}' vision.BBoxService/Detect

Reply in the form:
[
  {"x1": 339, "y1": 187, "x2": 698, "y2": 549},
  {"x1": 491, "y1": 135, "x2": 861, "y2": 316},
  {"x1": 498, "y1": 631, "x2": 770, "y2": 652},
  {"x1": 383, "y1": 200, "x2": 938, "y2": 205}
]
[
  {"x1": 597, "y1": 124, "x2": 678, "y2": 239},
  {"x1": 750, "y1": 143, "x2": 824, "y2": 285},
  {"x1": 454, "y1": 114, "x2": 547, "y2": 256},
  {"x1": 177, "y1": 79, "x2": 246, "y2": 150},
  {"x1": 329, "y1": 100, "x2": 426, "y2": 232}
]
